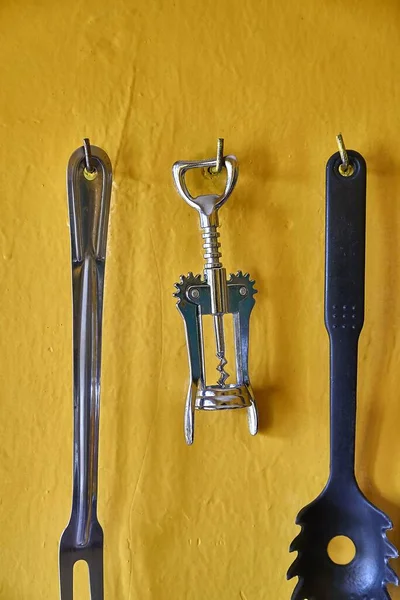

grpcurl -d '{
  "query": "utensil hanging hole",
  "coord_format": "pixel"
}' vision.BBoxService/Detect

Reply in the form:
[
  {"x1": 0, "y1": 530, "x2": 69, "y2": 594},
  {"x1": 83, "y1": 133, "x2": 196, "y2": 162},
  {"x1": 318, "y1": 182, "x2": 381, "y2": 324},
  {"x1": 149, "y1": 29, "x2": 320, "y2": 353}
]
[
  {"x1": 338, "y1": 163, "x2": 355, "y2": 177},
  {"x1": 84, "y1": 167, "x2": 98, "y2": 181},
  {"x1": 205, "y1": 165, "x2": 226, "y2": 179},
  {"x1": 327, "y1": 535, "x2": 356, "y2": 565}
]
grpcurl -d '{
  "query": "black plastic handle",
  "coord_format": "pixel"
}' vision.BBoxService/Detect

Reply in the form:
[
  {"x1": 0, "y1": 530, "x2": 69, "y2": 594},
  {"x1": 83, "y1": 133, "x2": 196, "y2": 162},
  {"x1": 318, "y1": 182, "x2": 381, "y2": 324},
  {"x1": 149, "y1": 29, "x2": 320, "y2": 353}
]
[{"x1": 325, "y1": 150, "x2": 366, "y2": 484}]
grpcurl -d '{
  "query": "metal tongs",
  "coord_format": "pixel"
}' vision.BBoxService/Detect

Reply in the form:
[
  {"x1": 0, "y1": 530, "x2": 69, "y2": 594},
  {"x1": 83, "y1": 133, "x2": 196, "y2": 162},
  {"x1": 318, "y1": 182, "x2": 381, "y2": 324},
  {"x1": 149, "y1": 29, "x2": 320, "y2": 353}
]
[{"x1": 59, "y1": 139, "x2": 112, "y2": 600}]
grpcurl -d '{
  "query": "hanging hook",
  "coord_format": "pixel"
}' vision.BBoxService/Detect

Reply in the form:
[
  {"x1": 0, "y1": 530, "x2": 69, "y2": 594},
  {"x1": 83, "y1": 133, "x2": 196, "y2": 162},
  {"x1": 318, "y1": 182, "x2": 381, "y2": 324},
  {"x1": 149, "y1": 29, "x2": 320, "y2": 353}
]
[
  {"x1": 209, "y1": 138, "x2": 225, "y2": 175},
  {"x1": 83, "y1": 138, "x2": 98, "y2": 180},
  {"x1": 336, "y1": 133, "x2": 354, "y2": 177},
  {"x1": 83, "y1": 138, "x2": 95, "y2": 173},
  {"x1": 215, "y1": 137, "x2": 224, "y2": 173}
]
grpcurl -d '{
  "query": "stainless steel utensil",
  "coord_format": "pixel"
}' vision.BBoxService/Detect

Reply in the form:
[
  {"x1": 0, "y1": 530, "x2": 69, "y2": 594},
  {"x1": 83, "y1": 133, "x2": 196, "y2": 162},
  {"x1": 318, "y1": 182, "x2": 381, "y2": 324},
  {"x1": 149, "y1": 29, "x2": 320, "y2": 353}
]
[{"x1": 59, "y1": 139, "x2": 112, "y2": 600}]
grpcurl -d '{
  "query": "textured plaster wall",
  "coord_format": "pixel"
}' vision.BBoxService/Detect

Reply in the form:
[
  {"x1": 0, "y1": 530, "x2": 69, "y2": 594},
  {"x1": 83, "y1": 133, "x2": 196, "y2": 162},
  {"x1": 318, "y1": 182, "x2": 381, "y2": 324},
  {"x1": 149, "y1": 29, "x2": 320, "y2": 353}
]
[{"x1": 1, "y1": 0, "x2": 400, "y2": 598}]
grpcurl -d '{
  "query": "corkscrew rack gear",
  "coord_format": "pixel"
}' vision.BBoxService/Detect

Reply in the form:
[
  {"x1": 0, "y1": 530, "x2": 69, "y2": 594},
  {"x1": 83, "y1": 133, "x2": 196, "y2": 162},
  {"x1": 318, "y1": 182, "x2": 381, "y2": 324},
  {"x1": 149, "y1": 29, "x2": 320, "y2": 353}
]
[
  {"x1": 172, "y1": 141, "x2": 258, "y2": 445},
  {"x1": 59, "y1": 139, "x2": 112, "y2": 600},
  {"x1": 287, "y1": 135, "x2": 398, "y2": 599}
]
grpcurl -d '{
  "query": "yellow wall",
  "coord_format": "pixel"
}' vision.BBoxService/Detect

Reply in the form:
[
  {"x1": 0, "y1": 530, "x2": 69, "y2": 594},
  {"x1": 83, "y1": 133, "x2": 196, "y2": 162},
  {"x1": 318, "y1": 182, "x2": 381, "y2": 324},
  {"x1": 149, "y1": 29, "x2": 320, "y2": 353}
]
[{"x1": 1, "y1": 0, "x2": 400, "y2": 598}]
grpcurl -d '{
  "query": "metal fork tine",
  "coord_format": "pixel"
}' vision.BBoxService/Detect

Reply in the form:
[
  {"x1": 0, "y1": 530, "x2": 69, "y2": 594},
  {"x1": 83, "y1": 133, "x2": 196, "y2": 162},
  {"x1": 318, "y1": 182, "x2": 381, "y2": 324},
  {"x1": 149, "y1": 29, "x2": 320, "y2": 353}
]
[
  {"x1": 59, "y1": 556, "x2": 74, "y2": 600},
  {"x1": 89, "y1": 557, "x2": 104, "y2": 599}
]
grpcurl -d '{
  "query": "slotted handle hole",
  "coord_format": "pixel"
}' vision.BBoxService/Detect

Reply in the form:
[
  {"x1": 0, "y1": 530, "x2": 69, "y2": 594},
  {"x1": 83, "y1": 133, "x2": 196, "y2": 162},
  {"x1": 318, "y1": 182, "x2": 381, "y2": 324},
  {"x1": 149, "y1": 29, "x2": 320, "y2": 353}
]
[
  {"x1": 327, "y1": 535, "x2": 356, "y2": 565},
  {"x1": 83, "y1": 167, "x2": 98, "y2": 181}
]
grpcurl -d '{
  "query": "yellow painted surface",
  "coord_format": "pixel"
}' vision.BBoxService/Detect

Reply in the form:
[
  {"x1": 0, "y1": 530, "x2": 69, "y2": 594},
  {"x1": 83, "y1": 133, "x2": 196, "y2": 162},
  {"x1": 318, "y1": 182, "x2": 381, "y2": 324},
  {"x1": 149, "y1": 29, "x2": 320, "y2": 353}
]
[{"x1": 1, "y1": 0, "x2": 400, "y2": 598}]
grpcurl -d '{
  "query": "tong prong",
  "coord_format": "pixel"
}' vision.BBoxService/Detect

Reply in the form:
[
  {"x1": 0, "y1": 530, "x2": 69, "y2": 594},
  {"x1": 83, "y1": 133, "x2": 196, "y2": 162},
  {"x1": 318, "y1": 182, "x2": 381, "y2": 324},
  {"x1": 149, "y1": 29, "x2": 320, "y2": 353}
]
[
  {"x1": 59, "y1": 553, "x2": 74, "y2": 600},
  {"x1": 89, "y1": 558, "x2": 104, "y2": 598}
]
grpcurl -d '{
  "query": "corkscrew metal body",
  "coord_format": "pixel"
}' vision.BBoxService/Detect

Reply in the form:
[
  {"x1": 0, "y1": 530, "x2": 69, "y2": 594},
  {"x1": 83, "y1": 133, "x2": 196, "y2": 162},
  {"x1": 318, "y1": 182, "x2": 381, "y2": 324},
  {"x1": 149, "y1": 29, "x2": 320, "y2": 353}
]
[{"x1": 173, "y1": 152, "x2": 258, "y2": 445}]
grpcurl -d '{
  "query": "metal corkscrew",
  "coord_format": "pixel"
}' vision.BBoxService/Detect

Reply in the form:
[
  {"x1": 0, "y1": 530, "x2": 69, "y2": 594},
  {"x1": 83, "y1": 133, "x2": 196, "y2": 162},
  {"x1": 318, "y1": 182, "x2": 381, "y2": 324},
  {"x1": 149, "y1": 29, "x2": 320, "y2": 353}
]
[{"x1": 173, "y1": 141, "x2": 258, "y2": 445}]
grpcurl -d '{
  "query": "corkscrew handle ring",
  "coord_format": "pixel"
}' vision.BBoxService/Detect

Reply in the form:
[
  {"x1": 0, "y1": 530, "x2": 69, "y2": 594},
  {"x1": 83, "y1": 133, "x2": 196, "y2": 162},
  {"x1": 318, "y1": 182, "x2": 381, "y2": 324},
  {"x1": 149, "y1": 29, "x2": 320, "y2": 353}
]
[{"x1": 172, "y1": 155, "x2": 239, "y2": 219}]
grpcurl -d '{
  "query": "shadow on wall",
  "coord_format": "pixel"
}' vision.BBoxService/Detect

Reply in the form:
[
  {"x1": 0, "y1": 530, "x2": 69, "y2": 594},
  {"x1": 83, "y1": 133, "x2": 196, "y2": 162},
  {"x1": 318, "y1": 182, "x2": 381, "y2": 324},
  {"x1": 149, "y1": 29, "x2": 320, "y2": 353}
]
[{"x1": 238, "y1": 145, "x2": 314, "y2": 439}]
